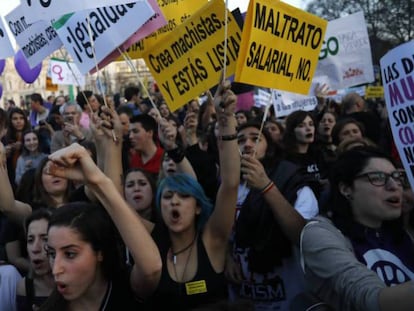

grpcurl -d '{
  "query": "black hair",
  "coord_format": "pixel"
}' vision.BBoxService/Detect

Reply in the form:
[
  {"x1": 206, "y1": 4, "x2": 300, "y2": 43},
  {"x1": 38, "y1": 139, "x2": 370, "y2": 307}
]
[
  {"x1": 30, "y1": 93, "x2": 43, "y2": 103},
  {"x1": 282, "y1": 110, "x2": 315, "y2": 153},
  {"x1": 116, "y1": 105, "x2": 134, "y2": 118},
  {"x1": 237, "y1": 120, "x2": 285, "y2": 167},
  {"x1": 328, "y1": 146, "x2": 404, "y2": 241},
  {"x1": 6, "y1": 108, "x2": 30, "y2": 142},
  {"x1": 124, "y1": 86, "x2": 140, "y2": 101},
  {"x1": 75, "y1": 90, "x2": 93, "y2": 110},
  {"x1": 48, "y1": 202, "x2": 125, "y2": 281},
  {"x1": 32, "y1": 158, "x2": 72, "y2": 208},
  {"x1": 0, "y1": 108, "x2": 8, "y2": 130},
  {"x1": 123, "y1": 168, "x2": 157, "y2": 222},
  {"x1": 15, "y1": 168, "x2": 36, "y2": 204},
  {"x1": 40, "y1": 202, "x2": 128, "y2": 310},
  {"x1": 24, "y1": 208, "x2": 53, "y2": 237},
  {"x1": 130, "y1": 114, "x2": 158, "y2": 142},
  {"x1": 21, "y1": 130, "x2": 41, "y2": 156}
]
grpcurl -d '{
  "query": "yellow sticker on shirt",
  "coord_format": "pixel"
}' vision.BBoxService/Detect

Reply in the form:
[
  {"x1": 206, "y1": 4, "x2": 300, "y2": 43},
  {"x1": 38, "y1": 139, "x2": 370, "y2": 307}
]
[{"x1": 185, "y1": 280, "x2": 207, "y2": 295}]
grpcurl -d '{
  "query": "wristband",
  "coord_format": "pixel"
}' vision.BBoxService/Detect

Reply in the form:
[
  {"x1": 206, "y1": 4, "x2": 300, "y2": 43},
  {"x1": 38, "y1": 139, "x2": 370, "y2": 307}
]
[
  {"x1": 220, "y1": 133, "x2": 238, "y2": 141},
  {"x1": 260, "y1": 181, "x2": 274, "y2": 194},
  {"x1": 167, "y1": 147, "x2": 185, "y2": 163}
]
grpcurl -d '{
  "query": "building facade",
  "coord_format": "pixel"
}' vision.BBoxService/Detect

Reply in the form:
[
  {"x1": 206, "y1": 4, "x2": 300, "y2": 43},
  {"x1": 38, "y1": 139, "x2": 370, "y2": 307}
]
[{"x1": 0, "y1": 55, "x2": 152, "y2": 109}]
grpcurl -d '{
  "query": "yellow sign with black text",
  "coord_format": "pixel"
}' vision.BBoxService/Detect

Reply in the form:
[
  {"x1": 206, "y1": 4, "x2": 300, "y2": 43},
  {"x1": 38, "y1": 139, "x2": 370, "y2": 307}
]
[
  {"x1": 142, "y1": 0, "x2": 242, "y2": 112},
  {"x1": 118, "y1": 0, "x2": 208, "y2": 61},
  {"x1": 365, "y1": 86, "x2": 384, "y2": 99},
  {"x1": 235, "y1": 0, "x2": 327, "y2": 94}
]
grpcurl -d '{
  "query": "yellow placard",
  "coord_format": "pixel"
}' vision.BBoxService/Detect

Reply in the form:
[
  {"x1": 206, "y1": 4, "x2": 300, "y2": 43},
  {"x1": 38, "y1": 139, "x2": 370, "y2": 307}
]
[
  {"x1": 185, "y1": 280, "x2": 207, "y2": 295},
  {"x1": 46, "y1": 76, "x2": 58, "y2": 92},
  {"x1": 142, "y1": 0, "x2": 242, "y2": 112},
  {"x1": 365, "y1": 86, "x2": 384, "y2": 99},
  {"x1": 235, "y1": 0, "x2": 327, "y2": 95},
  {"x1": 118, "y1": 0, "x2": 208, "y2": 60}
]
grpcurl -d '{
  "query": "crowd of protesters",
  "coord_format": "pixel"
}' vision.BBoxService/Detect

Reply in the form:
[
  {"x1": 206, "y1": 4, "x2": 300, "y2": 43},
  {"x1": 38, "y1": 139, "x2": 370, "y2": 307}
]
[{"x1": 0, "y1": 79, "x2": 413, "y2": 311}]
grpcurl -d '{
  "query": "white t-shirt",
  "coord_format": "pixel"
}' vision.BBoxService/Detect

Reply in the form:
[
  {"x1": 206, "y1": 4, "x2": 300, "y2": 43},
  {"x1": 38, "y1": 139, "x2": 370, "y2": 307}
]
[
  {"x1": 0, "y1": 265, "x2": 22, "y2": 311},
  {"x1": 229, "y1": 184, "x2": 319, "y2": 311}
]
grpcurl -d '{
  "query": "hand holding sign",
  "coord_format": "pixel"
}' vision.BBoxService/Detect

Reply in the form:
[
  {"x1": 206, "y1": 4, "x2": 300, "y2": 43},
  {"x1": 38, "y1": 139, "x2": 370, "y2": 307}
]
[
  {"x1": 214, "y1": 77, "x2": 237, "y2": 125},
  {"x1": 158, "y1": 118, "x2": 177, "y2": 150}
]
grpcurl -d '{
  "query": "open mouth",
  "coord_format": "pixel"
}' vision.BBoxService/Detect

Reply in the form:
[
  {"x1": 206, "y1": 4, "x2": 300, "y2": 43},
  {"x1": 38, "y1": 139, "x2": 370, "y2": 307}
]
[
  {"x1": 56, "y1": 282, "x2": 68, "y2": 294},
  {"x1": 305, "y1": 133, "x2": 313, "y2": 138},
  {"x1": 133, "y1": 194, "x2": 142, "y2": 201},
  {"x1": 385, "y1": 196, "x2": 402, "y2": 208},
  {"x1": 32, "y1": 259, "x2": 44, "y2": 266},
  {"x1": 386, "y1": 196, "x2": 401, "y2": 204},
  {"x1": 171, "y1": 210, "x2": 180, "y2": 220}
]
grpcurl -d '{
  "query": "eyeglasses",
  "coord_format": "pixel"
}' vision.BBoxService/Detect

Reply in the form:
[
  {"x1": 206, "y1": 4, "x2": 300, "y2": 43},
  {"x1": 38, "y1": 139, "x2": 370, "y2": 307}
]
[{"x1": 355, "y1": 171, "x2": 407, "y2": 187}]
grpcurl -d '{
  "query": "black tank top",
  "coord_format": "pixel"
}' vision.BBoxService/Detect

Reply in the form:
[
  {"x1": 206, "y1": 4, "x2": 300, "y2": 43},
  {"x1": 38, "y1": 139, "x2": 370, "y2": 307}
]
[{"x1": 144, "y1": 232, "x2": 228, "y2": 310}]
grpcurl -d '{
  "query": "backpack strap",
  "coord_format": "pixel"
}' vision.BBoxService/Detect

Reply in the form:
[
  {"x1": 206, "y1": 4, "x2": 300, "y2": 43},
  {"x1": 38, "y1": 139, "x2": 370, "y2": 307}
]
[{"x1": 25, "y1": 277, "x2": 35, "y2": 306}]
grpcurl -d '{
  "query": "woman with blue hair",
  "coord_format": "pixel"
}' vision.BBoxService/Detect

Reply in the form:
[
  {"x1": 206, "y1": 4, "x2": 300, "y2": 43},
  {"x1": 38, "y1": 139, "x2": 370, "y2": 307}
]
[
  {"x1": 141, "y1": 80, "x2": 241, "y2": 310},
  {"x1": 155, "y1": 174, "x2": 213, "y2": 232}
]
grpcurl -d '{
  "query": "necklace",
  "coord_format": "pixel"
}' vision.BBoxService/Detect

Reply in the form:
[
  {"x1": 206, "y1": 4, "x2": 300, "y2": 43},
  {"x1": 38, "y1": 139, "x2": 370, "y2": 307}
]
[
  {"x1": 99, "y1": 281, "x2": 112, "y2": 311},
  {"x1": 171, "y1": 233, "x2": 197, "y2": 265},
  {"x1": 170, "y1": 234, "x2": 197, "y2": 284}
]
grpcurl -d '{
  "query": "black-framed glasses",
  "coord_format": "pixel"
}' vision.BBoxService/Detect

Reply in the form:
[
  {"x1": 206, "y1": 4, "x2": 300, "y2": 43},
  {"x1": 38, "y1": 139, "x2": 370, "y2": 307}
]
[{"x1": 355, "y1": 171, "x2": 407, "y2": 187}]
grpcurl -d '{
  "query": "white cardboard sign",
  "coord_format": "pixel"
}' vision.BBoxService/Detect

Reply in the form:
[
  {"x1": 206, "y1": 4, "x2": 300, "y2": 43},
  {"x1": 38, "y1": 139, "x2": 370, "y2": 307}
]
[
  {"x1": 5, "y1": 4, "x2": 62, "y2": 68},
  {"x1": 53, "y1": 2, "x2": 154, "y2": 74},
  {"x1": 315, "y1": 11, "x2": 374, "y2": 90},
  {"x1": 50, "y1": 59, "x2": 85, "y2": 86},
  {"x1": 380, "y1": 41, "x2": 414, "y2": 191},
  {"x1": 0, "y1": 18, "x2": 15, "y2": 59}
]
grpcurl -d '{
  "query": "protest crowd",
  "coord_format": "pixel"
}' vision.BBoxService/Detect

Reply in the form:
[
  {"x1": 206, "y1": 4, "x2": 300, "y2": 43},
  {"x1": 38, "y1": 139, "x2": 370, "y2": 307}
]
[
  {"x1": 0, "y1": 81, "x2": 413, "y2": 311},
  {"x1": 1, "y1": 1, "x2": 414, "y2": 311}
]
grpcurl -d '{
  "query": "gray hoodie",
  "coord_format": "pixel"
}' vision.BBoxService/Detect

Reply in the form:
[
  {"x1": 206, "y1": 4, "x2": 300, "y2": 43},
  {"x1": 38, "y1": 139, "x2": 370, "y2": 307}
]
[{"x1": 300, "y1": 216, "x2": 385, "y2": 311}]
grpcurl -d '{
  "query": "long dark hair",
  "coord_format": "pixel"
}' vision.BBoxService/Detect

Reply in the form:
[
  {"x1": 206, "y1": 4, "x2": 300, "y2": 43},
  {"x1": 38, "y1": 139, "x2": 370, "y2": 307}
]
[
  {"x1": 15, "y1": 168, "x2": 36, "y2": 204},
  {"x1": 40, "y1": 202, "x2": 127, "y2": 310},
  {"x1": 21, "y1": 130, "x2": 41, "y2": 156},
  {"x1": 124, "y1": 168, "x2": 157, "y2": 222},
  {"x1": 32, "y1": 158, "x2": 72, "y2": 208},
  {"x1": 282, "y1": 110, "x2": 315, "y2": 153},
  {"x1": 24, "y1": 208, "x2": 53, "y2": 237},
  {"x1": 5, "y1": 107, "x2": 30, "y2": 143}
]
